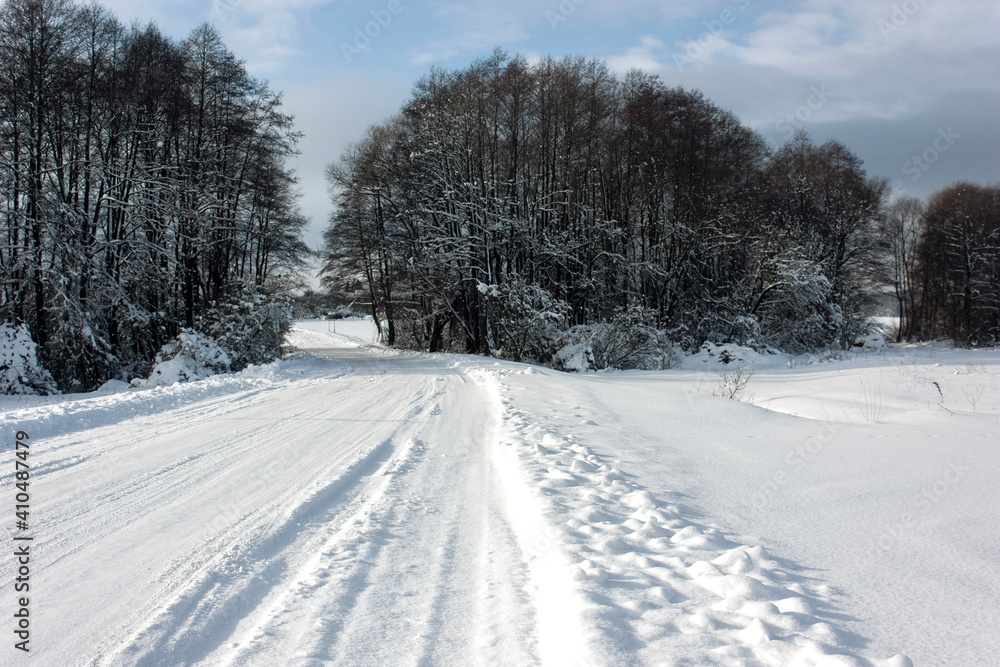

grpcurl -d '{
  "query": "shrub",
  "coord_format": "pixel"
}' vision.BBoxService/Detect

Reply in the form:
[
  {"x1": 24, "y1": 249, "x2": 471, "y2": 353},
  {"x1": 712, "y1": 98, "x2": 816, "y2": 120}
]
[
  {"x1": 555, "y1": 308, "x2": 677, "y2": 371},
  {"x1": 480, "y1": 278, "x2": 569, "y2": 363},
  {"x1": 0, "y1": 323, "x2": 58, "y2": 395},
  {"x1": 197, "y1": 287, "x2": 293, "y2": 370},
  {"x1": 141, "y1": 329, "x2": 232, "y2": 387}
]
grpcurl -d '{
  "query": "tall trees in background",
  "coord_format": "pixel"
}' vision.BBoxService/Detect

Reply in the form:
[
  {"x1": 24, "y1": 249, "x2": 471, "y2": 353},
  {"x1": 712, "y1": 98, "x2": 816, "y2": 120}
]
[
  {"x1": 911, "y1": 183, "x2": 1000, "y2": 345},
  {"x1": 758, "y1": 135, "x2": 889, "y2": 349},
  {"x1": 0, "y1": 0, "x2": 306, "y2": 390},
  {"x1": 881, "y1": 196, "x2": 924, "y2": 341},
  {"x1": 323, "y1": 52, "x2": 889, "y2": 360}
]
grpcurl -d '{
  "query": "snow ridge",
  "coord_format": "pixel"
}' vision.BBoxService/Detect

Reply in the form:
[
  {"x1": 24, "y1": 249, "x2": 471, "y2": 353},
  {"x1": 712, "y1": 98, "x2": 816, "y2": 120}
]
[
  {"x1": 484, "y1": 375, "x2": 593, "y2": 666},
  {"x1": 0, "y1": 359, "x2": 327, "y2": 448},
  {"x1": 473, "y1": 367, "x2": 913, "y2": 667}
]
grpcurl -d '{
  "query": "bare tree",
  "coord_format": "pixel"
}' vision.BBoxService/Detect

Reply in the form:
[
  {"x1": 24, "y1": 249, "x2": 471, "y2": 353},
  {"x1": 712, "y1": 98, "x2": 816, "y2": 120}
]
[{"x1": 881, "y1": 196, "x2": 924, "y2": 340}]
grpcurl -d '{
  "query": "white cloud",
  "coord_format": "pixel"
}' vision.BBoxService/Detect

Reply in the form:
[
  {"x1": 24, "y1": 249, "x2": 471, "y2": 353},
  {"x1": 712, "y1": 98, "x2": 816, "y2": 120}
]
[
  {"x1": 406, "y1": 1, "x2": 530, "y2": 66},
  {"x1": 100, "y1": 0, "x2": 333, "y2": 74},
  {"x1": 607, "y1": 35, "x2": 665, "y2": 73},
  {"x1": 280, "y1": 76, "x2": 406, "y2": 247},
  {"x1": 607, "y1": 0, "x2": 1000, "y2": 125},
  {"x1": 227, "y1": 9, "x2": 304, "y2": 73},
  {"x1": 596, "y1": 0, "x2": 1000, "y2": 199}
]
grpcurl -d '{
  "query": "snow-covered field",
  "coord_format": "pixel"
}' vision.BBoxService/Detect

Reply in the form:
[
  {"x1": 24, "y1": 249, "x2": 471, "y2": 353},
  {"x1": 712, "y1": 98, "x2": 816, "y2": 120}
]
[{"x1": 1, "y1": 319, "x2": 997, "y2": 665}]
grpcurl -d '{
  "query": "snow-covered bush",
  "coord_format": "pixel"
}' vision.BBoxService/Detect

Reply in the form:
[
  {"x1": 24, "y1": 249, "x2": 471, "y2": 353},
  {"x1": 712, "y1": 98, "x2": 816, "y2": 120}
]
[
  {"x1": 853, "y1": 332, "x2": 887, "y2": 352},
  {"x1": 754, "y1": 260, "x2": 845, "y2": 352},
  {"x1": 141, "y1": 330, "x2": 232, "y2": 387},
  {"x1": 555, "y1": 308, "x2": 677, "y2": 372},
  {"x1": 45, "y1": 313, "x2": 121, "y2": 393},
  {"x1": 553, "y1": 342, "x2": 595, "y2": 372},
  {"x1": 692, "y1": 341, "x2": 774, "y2": 368},
  {"x1": 197, "y1": 287, "x2": 293, "y2": 370},
  {"x1": 479, "y1": 278, "x2": 569, "y2": 363},
  {"x1": 0, "y1": 323, "x2": 58, "y2": 395},
  {"x1": 725, "y1": 315, "x2": 766, "y2": 350}
]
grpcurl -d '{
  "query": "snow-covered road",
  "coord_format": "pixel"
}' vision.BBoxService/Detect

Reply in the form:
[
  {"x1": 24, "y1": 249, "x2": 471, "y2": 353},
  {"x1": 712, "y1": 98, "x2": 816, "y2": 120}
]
[
  {"x1": 5, "y1": 322, "x2": 994, "y2": 665},
  {"x1": 3, "y1": 328, "x2": 549, "y2": 665}
]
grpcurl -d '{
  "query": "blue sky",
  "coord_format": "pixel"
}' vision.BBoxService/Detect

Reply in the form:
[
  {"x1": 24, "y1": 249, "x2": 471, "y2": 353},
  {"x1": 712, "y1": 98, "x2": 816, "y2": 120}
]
[{"x1": 102, "y1": 0, "x2": 1000, "y2": 252}]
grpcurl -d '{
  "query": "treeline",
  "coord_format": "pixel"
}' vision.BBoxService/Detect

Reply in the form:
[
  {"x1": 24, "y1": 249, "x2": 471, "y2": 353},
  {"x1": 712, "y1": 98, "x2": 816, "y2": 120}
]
[
  {"x1": 886, "y1": 184, "x2": 1000, "y2": 345},
  {"x1": 324, "y1": 51, "x2": 1000, "y2": 363},
  {"x1": 323, "y1": 51, "x2": 892, "y2": 363},
  {"x1": 0, "y1": 0, "x2": 307, "y2": 391}
]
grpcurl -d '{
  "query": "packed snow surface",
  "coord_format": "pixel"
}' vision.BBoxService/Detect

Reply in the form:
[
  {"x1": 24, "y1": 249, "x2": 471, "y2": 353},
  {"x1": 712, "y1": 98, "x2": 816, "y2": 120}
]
[{"x1": 1, "y1": 319, "x2": 997, "y2": 665}]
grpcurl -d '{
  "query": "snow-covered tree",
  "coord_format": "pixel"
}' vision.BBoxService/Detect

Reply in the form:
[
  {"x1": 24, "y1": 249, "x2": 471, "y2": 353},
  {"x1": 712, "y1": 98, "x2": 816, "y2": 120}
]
[
  {"x1": 0, "y1": 322, "x2": 57, "y2": 394},
  {"x1": 321, "y1": 52, "x2": 887, "y2": 362},
  {"x1": 913, "y1": 183, "x2": 1000, "y2": 345},
  {"x1": 0, "y1": 1, "x2": 306, "y2": 392}
]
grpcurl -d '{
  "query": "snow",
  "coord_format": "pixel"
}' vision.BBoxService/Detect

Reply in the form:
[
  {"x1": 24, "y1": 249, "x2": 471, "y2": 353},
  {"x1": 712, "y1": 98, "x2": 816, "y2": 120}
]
[
  {"x1": 140, "y1": 329, "x2": 233, "y2": 387},
  {"x1": 294, "y1": 316, "x2": 378, "y2": 344},
  {"x1": 0, "y1": 322, "x2": 57, "y2": 395},
  {"x1": 553, "y1": 342, "x2": 594, "y2": 373},
  {"x1": 1, "y1": 319, "x2": 996, "y2": 665},
  {"x1": 489, "y1": 344, "x2": 999, "y2": 665}
]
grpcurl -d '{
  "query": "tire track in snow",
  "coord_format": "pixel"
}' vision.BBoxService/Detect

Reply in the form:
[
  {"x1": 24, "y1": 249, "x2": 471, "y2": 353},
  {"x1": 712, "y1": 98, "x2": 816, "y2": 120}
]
[
  {"x1": 107, "y1": 434, "x2": 412, "y2": 666},
  {"x1": 206, "y1": 368, "x2": 541, "y2": 667},
  {"x1": 24, "y1": 331, "x2": 546, "y2": 666},
  {"x1": 1, "y1": 336, "x2": 447, "y2": 666},
  {"x1": 96, "y1": 370, "x2": 441, "y2": 666},
  {"x1": 32, "y1": 377, "x2": 372, "y2": 574}
]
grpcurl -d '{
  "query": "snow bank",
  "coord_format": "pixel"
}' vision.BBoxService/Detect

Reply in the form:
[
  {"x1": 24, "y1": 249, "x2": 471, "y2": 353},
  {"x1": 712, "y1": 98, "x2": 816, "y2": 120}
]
[
  {"x1": 0, "y1": 322, "x2": 376, "y2": 439},
  {"x1": 0, "y1": 356, "x2": 318, "y2": 443},
  {"x1": 474, "y1": 366, "x2": 914, "y2": 666}
]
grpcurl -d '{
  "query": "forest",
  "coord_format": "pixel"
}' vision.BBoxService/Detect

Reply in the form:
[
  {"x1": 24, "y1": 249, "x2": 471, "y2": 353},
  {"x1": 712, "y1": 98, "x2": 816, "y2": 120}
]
[
  {"x1": 2, "y1": 1, "x2": 997, "y2": 394},
  {"x1": 323, "y1": 50, "x2": 999, "y2": 369},
  {"x1": 0, "y1": 0, "x2": 306, "y2": 393}
]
